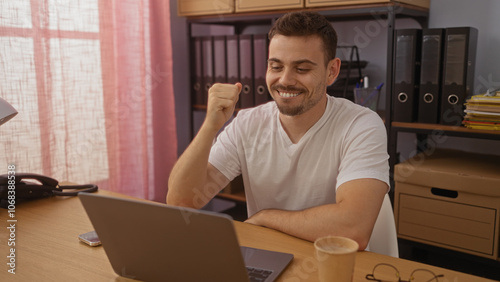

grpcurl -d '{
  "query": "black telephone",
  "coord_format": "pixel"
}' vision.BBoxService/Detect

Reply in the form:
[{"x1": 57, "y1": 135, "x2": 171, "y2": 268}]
[{"x1": 0, "y1": 173, "x2": 98, "y2": 208}]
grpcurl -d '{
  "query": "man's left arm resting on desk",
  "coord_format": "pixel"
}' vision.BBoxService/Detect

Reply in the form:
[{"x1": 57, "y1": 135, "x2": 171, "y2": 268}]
[{"x1": 245, "y1": 178, "x2": 388, "y2": 250}]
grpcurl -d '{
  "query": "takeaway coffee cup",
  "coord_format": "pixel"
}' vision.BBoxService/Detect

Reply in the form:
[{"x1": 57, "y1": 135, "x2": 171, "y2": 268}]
[{"x1": 314, "y1": 235, "x2": 359, "y2": 282}]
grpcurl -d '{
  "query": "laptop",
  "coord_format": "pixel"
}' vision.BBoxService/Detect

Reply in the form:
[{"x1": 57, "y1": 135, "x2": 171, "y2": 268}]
[{"x1": 79, "y1": 193, "x2": 293, "y2": 282}]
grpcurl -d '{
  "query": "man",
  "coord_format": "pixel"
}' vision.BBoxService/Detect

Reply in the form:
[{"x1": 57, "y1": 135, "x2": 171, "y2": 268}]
[{"x1": 167, "y1": 11, "x2": 389, "y2": 250}]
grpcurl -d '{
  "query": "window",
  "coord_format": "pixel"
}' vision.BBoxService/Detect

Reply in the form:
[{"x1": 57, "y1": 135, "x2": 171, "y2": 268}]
[{"x1": 0, "y1": 0, "x2": 108, "y2": 184}]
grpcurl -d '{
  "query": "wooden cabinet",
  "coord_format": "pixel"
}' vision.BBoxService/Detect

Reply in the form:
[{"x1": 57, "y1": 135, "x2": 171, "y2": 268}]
[
  {"x1": 305, "y1": 0, "x2": 429, "y2": 9},
  {"x1": 235, "y1": 0, "x2": 304, "y2": 13},
  {"x1": 178, "y1": 0, "x2": 429, "y2": 17},
  {"x1": 177, "y1": 0, "x2": 234, "y2": 16}
]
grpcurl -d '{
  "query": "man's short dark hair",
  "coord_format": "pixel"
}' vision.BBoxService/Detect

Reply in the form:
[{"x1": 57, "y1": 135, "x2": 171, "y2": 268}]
[{"x1": 268, "y1": 11, "x2": 338, "y2": 65}]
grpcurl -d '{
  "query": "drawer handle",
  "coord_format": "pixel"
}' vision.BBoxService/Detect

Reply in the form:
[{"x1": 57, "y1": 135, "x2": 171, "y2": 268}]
[{"x1": 431, "y1": 187, "x2": 458, "y2": 198}]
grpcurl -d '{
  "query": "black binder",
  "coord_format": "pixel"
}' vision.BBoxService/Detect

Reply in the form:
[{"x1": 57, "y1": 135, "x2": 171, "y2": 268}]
[
  {"x1": 201, "y1": 36, "x2": 214, "y2": 106},
  {"x1": 392, "y1": 29, "x2": 422, "y2": 122},
  {"x1": 440, "y1": 27, "x2": 478, "y2": 126},
  {"x1": 253, "y1": 34, "x2": 270, "y2": 106},
  {"x1": 226, "y1": 35, "x2": 240, "y2": 108},
  {"x1": 213, "y1": 36, "x2": 227, "y2": 84},
  {"x1": 191, "y1": 37, "x2": 203, "y2": 105},
  {"x1": 418, "y1": 29, "x2": 444, "y2": 124},
  {"x1": 239, "y1": 34, "x2": 254, "y2": 108}
]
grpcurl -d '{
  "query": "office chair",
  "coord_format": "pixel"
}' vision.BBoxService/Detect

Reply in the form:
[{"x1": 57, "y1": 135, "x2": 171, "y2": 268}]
[{"x1": 368, "y1": 193, "x2": 399, "y2": 257}]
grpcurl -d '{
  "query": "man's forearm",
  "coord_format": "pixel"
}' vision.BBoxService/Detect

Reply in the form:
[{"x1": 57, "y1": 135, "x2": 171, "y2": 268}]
[
  {"x1": 167, "y1": 123, "x2": 219, "y2": 208},
  {"x1": 244, "y1": 179, "x2": 388, "y2": 250},
  {"x1": 244, "y1": 204, "x2": 369, "y2": 249},
  {"x1": 168, "y1": 83, "x2": 241, "y2": 208}
]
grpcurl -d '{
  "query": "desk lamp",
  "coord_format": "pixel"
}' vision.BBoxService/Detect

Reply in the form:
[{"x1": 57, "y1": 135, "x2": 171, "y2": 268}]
[{"x1": 0, "y1": 97, "x2": 18, "y2": 126}]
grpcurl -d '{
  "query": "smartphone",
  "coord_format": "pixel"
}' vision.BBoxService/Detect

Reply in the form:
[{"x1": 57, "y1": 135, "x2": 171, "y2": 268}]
[{"x1": 78, "y1": 230, "x2": 101, "y2": 247}]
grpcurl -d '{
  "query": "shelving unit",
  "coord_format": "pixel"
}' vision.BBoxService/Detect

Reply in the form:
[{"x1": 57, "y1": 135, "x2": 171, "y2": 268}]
[
  {"x1": 392, "y1": 122, "x2": 500, "y2": 138},
  {"x1": 389, "y1": 122, "x2": 500, "y2": 176},
  {"x1": 218, "y1": 189, "x2": 247, "y2": 202},
  {"x1": 186, "y1": 3, "x2": 430, "y2": 194}
]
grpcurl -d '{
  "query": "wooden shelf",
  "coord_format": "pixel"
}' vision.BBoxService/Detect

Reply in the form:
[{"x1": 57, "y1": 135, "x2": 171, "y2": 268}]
[
  {"x1": 193, "y1": 104, "x2": 246, "y2": 113},
  {"x1": 217, "y1": 191, "x2": 246, "y2": 202},
  {"x1": 392, "y1": 122, "x2": 500, "y2": 140},
  {"x1": 193, "y1": 104, "x2": 207, "y2": 111}
]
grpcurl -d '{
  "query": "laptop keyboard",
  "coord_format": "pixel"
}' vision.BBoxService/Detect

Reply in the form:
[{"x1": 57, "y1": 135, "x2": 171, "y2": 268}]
[{"x1": 246, "y1": 267, "x2": 273, "y2": 282}]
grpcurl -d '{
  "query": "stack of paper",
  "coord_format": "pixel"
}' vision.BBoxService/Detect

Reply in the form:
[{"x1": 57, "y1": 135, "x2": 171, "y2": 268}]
[{"x1": 463, "y1": 91, "x2": 500, "y2": 130}]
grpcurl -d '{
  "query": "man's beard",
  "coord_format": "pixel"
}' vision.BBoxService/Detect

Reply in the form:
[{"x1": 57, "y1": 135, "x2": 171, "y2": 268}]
[
  {"x1": 271, "y1": 84, "x2": 324, "y2": 116},
  {"x1": 276, "y1": 101, "x2": 307, "y2": 116}
]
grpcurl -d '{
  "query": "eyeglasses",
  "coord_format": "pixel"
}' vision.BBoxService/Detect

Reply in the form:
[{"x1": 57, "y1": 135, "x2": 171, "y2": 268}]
[{"x1": 366, "y1": 263, "x2": 444, "y2": 282}]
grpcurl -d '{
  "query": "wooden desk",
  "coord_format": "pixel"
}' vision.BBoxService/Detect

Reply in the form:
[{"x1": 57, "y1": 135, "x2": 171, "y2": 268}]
[{"x1": 0, "y1": 190, "x2": 495, "y2": 282}]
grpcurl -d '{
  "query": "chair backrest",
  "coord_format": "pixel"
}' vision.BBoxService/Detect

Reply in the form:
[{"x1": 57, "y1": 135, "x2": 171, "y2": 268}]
[{"x1": 368, "y1": 193, "x2": 399, "y2": 257}]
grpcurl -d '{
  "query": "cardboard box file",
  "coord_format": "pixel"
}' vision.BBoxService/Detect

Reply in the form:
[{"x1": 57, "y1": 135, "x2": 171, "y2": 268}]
[{"x1": 394, "y1": 149, "x2": 500, "y2": 260}]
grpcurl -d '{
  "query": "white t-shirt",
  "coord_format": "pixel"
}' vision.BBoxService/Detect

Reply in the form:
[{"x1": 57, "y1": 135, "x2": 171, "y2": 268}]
[{"x1": 209, "y1": 95, "x2": 389, "y2": 217}]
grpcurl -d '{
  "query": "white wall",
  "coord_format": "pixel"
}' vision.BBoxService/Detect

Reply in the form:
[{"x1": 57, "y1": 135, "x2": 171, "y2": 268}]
[
  {"x1": 429, "y1": 0, "x2": 500, "y2": 94},
  {"x1": 334, "y1": 18, "x2": 421, "y2": 110}
]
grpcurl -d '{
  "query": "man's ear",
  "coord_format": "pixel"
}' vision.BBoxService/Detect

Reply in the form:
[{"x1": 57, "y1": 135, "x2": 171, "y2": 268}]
[{"x1": 326, "y1": 58, "x2": 341, "y2": 86}]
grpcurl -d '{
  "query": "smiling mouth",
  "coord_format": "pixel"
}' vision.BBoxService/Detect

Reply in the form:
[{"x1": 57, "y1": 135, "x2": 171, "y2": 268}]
[{"x1": 277, "y1": 91, "x2": 300, "y2": 98}]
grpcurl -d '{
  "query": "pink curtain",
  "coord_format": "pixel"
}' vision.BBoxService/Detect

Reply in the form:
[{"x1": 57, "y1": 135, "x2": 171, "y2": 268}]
[{"x1": 0, "y1": 0, "x2": 177, "y2": 202}]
